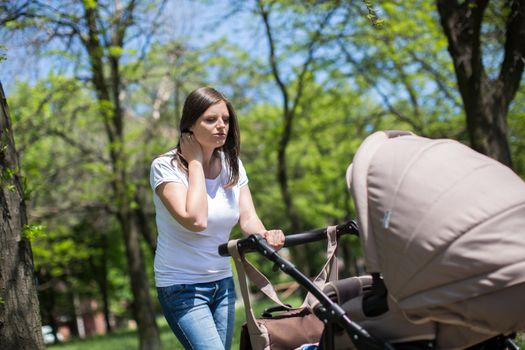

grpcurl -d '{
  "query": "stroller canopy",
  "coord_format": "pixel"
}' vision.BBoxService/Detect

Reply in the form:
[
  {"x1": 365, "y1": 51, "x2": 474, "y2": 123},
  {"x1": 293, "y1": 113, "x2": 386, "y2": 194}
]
[{"x1": 346, "y1": 130, "x2": 525, "y2": 335}]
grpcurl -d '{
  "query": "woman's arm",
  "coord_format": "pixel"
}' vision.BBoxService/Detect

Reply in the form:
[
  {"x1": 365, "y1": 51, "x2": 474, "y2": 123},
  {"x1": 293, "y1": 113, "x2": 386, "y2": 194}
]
[
  {"x1": 156, "y1": 160, "x2": 208, "y2": 232},
  {"x1": 239, "y1": 185, "x2": 284, "y2": 249},
  {"x1": 156, "y1": 134, "x2": 208, "y2": 232}
]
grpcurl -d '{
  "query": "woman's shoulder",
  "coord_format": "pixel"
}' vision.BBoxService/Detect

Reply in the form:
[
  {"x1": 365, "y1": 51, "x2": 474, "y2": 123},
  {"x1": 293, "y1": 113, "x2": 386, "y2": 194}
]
[{"x1": 151, "y1": 149, "x2": 178, "y2": 167}]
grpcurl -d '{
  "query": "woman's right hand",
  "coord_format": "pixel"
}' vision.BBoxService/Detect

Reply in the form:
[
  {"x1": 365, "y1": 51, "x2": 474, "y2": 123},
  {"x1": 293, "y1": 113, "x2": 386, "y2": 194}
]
[{"x1": 180, "y1": 132, "x2": 203, "y2": 163}]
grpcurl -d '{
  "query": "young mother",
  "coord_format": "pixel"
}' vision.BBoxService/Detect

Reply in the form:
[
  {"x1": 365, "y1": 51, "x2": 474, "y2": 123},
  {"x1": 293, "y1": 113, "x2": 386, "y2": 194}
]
[{"x1": 150, "y1": 87, "x2": 285, "y2": 349}]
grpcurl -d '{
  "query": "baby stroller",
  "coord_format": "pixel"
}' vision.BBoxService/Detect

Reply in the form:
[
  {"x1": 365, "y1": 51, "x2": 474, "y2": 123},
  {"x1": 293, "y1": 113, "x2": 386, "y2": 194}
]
[{"x1": 219, "y1": 130, "x2": 525, "y2": 349}]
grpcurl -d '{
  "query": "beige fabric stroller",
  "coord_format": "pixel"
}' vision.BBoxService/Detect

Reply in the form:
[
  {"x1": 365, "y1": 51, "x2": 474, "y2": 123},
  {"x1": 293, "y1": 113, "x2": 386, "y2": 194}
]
[{"x1": 329, "y1": 130, "x2": 525, "y2": 349}]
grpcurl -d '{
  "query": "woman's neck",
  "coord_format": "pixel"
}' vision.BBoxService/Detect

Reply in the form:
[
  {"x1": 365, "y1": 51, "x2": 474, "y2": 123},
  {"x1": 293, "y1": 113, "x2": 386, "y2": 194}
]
[
  {"x1": 201, "y1": 149, "x2": 220, "y2": 179},
  {"x1": 201, "y1": 149, "x2": 214, "y2": 168}
]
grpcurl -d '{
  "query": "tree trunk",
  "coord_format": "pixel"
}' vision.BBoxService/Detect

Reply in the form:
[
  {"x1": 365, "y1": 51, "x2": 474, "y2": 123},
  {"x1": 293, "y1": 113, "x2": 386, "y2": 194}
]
[
  {"x1": 0, "y1": 82, "x2": 44, "y2": 350},
  {"x1": 133, "y1": 193, "x2": 157, "y2": 254},
  {"x1": 83, "y1": 5, "x2": 160, "y2": 349},
  {"x1": 100, "y1": 236, "x2": 112, "y2": 334},
  {"x1": 89, "y1": 234, "x2": 112, "y2": 333},
  {"x1": 119, "y1": 211, "x2": 160, "y2": 350},
  {"x1": 258, "y1": 0, "x2": 336, "y2": 279},
  {"x1": 437, "y1": 0, "x2": 525, "y2": 168}
]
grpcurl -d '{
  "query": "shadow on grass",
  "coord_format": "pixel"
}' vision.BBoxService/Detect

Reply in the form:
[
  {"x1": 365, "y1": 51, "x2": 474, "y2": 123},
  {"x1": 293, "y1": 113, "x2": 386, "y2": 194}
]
[
  {"x1": 46, "y1": 318, "x2": 187, "y2": 350},
  {"x1": 46, "y1": 297, "x2": 525, "y2": 350},
  {"x1": 47, "y1": 295, "x2": 302, "y2": 350}
]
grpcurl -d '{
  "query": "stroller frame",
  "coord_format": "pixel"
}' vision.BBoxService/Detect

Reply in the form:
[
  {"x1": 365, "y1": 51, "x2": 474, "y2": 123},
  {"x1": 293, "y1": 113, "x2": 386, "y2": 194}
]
[
  {"x1": 219, "y1": 221, "x2": 521, "y2": 350},
  {"x1": 220, "y1": 221, "x2": 393, "y2": 350}
]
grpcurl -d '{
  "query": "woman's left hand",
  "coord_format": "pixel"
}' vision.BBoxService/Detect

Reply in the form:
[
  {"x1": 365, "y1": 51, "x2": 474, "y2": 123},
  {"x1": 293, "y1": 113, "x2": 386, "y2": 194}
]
[{"x1": 261, "y1": 229, "x2": 285, "y2": 250}]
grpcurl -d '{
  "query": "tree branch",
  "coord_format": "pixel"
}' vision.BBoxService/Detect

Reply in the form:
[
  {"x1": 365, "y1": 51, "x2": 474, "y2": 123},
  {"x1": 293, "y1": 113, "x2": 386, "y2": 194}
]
[
  {"x1": 337, "y1": 39, "x2": 423, "y2": 133},
  {"x1": 290, "y1": 5, "x2": 338, "y2": 118},
  {"x1": 499, "y1": 0, "x2": 525, "y2": 105},
  {"x1": 257, "y1": 0, "x2": 290, "y2": 115},
  {"x1": 437, "y1": 0, "x2": 489, "y2": 97}
]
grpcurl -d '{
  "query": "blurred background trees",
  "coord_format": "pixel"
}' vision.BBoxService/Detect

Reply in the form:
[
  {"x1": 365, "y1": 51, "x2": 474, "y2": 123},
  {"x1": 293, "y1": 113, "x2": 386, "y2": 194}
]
[{"x1": 0, "y1": 0, "x2": 523, "y2": 348}]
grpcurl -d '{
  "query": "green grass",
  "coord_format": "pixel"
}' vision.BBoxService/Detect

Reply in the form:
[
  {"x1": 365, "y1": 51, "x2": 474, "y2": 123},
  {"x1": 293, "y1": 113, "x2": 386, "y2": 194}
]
[
  {"x1": 516, "y1": 333, "x2": 525, "y2": 348},
  {"x1": 47, "y1": 296, "x2": 301, "y2": 350},
  {"x1": 46, "y1": 301, "x2": 525, "y2": 350}
]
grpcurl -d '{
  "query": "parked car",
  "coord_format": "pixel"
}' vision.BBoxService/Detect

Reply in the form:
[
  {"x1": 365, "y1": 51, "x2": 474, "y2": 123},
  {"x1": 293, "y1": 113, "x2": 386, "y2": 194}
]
[{"x1": 42, "y1": 325, "x2": 64, "y2": 344}]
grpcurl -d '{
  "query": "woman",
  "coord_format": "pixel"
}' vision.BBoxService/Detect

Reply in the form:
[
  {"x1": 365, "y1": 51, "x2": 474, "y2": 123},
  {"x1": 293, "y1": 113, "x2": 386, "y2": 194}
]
[{"x1": 150, "y1": 87, "x2": 285, "y2": 349}]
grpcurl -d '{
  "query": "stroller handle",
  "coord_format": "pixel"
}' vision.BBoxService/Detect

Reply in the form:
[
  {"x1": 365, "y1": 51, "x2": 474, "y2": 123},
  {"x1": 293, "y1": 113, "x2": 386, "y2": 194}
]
[{"x1": 218, "y1": 220, "x2": 359, "y2": 257}]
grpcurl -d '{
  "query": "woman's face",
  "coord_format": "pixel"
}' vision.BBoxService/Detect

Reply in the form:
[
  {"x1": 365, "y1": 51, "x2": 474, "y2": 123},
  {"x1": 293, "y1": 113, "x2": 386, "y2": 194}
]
[{"x1": 190, "y1": 100, "x2": 230, "y2": 151}]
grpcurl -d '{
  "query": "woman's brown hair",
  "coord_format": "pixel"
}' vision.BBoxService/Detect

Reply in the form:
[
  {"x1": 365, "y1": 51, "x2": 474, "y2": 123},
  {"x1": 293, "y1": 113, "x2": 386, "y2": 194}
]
[{"x1": 172, "y1": 87, "x2": 240, "y2": 187}]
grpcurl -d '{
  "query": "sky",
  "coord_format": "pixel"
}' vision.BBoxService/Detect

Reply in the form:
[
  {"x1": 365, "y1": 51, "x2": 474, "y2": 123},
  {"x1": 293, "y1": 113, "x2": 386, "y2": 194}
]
[{"x1": 0, "y1": 0, "x2": 266, "y2": 95}]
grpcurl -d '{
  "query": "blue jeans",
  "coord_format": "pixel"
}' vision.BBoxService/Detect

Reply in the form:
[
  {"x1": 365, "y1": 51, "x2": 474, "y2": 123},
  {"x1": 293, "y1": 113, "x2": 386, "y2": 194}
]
[{"x1": 157, "y1": 277, "x2": 236, "y2": 350}]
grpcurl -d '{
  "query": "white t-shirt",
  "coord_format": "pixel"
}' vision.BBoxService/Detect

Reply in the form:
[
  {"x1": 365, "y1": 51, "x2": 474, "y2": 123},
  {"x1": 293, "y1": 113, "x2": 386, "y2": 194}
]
[{"x1": 150, "y1": 150, "x2": 248, "y2": 287}]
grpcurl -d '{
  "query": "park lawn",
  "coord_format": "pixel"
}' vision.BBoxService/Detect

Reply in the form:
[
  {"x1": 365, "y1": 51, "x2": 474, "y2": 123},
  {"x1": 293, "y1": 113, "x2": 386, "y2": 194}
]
[
  {"x1": 46, "y1": 297, "x2": 525, "y2": 350},
  {"x1": 46, "y1": 295, "x2": 302, "y2": 350}
]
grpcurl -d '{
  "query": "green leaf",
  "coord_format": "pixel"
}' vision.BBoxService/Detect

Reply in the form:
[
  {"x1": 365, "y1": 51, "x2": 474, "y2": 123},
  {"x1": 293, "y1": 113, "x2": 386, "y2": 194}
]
[
  {"x1": 83, "y1": 0, "x2": 97, "y2": 10},
  {"x1": 108, "y1": 46, "x2": 123, "y2": 58},
  {"x1": 22, "y1": 224, "x2": 46, "y2": 241},
  {"x1": 0, "y1": 45, "x2": 6, "y2": 62}
]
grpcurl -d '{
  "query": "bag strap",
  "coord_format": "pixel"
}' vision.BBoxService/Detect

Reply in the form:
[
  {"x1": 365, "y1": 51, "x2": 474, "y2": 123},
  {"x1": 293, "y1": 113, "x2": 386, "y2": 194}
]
[
  {"x1": 233, "y1": 242, "x2": 290, "y2": 308},
  {"x1": 229, "y1": 226, "x2": 339, "y2": 311},
  {"x1": 228, "y1": 226, "x2": 339, "y2": 349},
  {"x1": 228, "y1": 240, "x2": 262, "y2": 335},
  {"x1": 303, "y1": 225, "x2": 338, "y2": 308}
]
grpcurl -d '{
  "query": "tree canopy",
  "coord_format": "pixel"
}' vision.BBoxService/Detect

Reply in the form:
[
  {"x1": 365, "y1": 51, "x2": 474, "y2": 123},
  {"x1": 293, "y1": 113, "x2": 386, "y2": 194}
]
[{"x1": 0, "y1": 0, "x2": 523, "y2": 348}]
